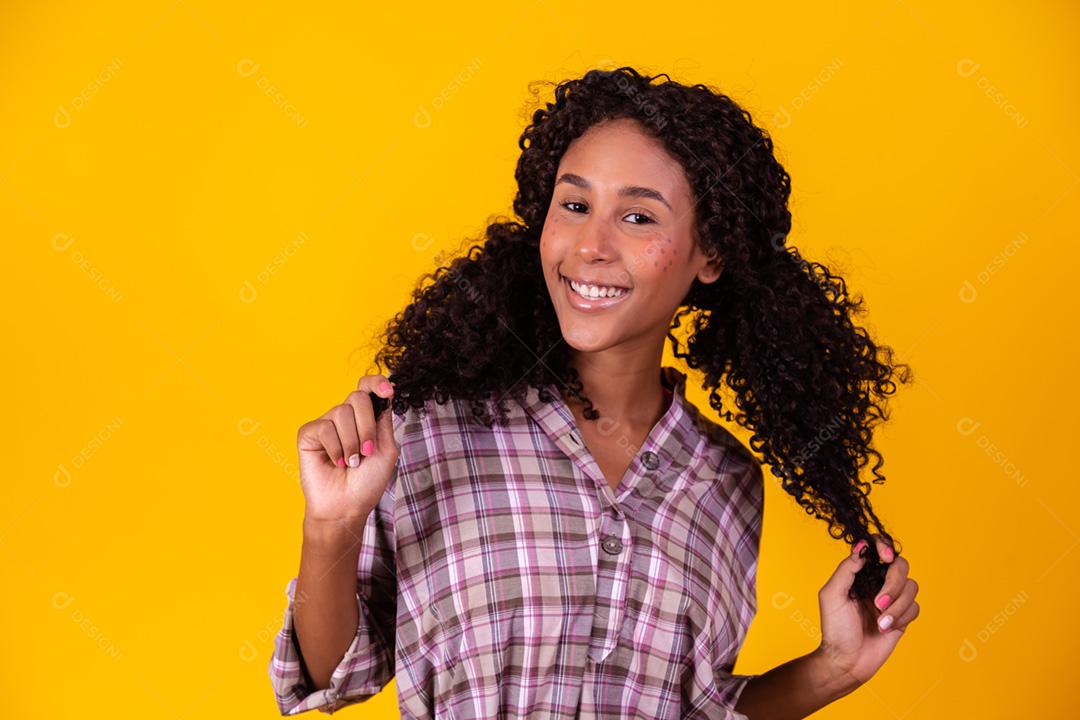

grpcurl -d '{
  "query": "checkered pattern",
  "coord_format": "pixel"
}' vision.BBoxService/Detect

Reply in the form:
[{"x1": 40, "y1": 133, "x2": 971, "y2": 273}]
[{"x1": 269, "y1": 366, "x2": 763, "y2": 718}]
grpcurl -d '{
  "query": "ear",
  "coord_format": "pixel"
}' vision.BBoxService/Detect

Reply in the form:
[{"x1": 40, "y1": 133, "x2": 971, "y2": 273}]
[{"x1": 696, "y1": 252, "x2": 724, "y2": 284}]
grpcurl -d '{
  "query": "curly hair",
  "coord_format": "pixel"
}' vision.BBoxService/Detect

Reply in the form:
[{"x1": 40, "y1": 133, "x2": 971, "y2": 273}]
[{"x1": 367, "y1": 65, "x2": 913, "y2": 601}]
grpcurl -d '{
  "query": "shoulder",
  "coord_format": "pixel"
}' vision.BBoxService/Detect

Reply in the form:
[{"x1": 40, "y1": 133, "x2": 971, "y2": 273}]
[
  {"x1": 678, "y1": 400, "x2": 766, "y2": 552},
  {"x1": 677, "y1": 402, "x2": 765, "y2": 625},
  {"x1": 683, "y1": 400, "x2": 763, "y2": 495},
  {"x1": 390, "y1": 393, "x2": 505, "y2": 466}
]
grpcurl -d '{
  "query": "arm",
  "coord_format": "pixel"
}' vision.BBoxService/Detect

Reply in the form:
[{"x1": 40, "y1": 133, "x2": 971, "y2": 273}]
[
  {"x1": 294, "y1": 517, "x2": 368, "y2": 690},
  {"x1": 269, "y1": 484, "x2": 398, "y2": 715},
  {"x1": 733, "y1": 647, "x2": 860, "y2": 720}
]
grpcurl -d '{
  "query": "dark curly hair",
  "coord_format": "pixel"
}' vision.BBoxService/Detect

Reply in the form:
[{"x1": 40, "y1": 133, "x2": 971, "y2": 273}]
[{"x1": 364, "y1": 65, "x2": 913, "y2": 601}]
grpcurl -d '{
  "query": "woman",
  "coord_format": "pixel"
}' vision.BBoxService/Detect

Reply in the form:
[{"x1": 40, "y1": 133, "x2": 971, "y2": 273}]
[{"x1": 269, "y1": 66, "x2": 919, "y2": 719}]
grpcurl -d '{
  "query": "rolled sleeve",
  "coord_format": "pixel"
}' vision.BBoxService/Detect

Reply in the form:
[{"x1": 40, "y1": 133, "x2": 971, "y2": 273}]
[{"x1": 718, "y1": 671, "x2": 761, "y2": 720}]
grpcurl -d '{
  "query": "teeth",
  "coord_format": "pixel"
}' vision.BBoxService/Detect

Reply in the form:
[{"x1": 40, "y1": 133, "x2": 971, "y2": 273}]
[{"x1": 569, "y1": 279, "x2": 628, "y2": 299}]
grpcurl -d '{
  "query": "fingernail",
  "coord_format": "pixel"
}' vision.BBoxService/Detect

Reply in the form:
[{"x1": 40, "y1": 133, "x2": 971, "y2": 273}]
[
  {"x1": 875, "y1": 593, "x2": 891, "y2": 610},
  {"x1": 878, "y1": 614, "x2": 893, "y2": 631},
  {"x1": 362, "y1": 440, "x2": 374, "y2": 456},
  {"x1": 379, "y1": 381, "x2": 393, "y2": 394},
  {"x1": 853, "y1": 540, "x2": 867, "y2": 557},
  {"x1": 347, "y1": 453, "x2": 360, "y2": 468},
  {"x1": 883, "y1": 547, "x2": 895, "y2": 562},
  {"x1": 335, "y1": 457, "x2": 346, "y2": 468}
]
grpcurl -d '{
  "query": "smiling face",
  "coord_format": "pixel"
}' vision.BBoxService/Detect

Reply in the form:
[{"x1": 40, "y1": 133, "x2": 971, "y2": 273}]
[{"x1": 539, "y1": 117, "x2": 723, "y2": 354}]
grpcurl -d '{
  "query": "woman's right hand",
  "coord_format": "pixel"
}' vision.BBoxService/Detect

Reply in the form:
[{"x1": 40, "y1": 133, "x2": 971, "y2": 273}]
[{"x1": 296, "y1": 373, "x2": 400, "y2": 529}]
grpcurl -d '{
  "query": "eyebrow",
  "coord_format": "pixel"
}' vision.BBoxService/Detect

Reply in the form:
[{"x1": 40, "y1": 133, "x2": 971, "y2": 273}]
[{"x1": 554, "y1": 172, "x2": 673, "y2": 211}]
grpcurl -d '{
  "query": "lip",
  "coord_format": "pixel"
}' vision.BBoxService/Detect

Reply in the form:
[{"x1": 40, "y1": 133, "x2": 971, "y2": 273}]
[{"x1": 560, "y1": 274, "x2": 633, "y2": 312}]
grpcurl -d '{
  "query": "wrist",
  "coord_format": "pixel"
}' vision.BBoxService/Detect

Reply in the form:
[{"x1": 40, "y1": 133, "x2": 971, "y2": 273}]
[
  {"x1": 808, "y1": 645, "x2": 862, "y2": 700},
  {"x1": 302, "y1": 513, "x2": 369, "y2": 549}
]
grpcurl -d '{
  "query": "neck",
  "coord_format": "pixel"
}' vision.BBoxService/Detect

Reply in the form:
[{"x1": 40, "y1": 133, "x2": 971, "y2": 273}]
[{"x1": 563, "y1": 348, "x2": 668, "y2": 427}]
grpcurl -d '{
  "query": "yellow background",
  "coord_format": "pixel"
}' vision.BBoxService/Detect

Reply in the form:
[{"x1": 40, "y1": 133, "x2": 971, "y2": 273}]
[{"x1": 3, "y1": 1, "x2": 1077, "y2": 717}]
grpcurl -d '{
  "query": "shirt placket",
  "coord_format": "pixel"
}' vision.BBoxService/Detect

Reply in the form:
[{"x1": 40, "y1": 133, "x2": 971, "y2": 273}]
[
  {"x1": 526, "y1": 388, "x2": 674, "y2": 667},
  {"x1": 587, "y1": 447, "x2": 664, "y2": 664},
  {"x1": 559, "y1": 428, "x2": 637, "y2": 664},
  {"x1": 587, "y1": 505, "x2": 631, "y2": 662}
]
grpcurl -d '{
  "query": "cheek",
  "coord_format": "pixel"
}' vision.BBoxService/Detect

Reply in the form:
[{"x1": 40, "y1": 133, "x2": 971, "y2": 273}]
[
  {"x1": 539, "y1": 218, "x2": 565, "y2": 257},
  {"x1": 540, "y1": 217, "x2": 555, "y2": 244},
  {"x1": 628, "y1": 237, "x2": 689, "y2": 304},
  {"x1": 641, "y1": 236, "x2": 678, "y2": 275}
]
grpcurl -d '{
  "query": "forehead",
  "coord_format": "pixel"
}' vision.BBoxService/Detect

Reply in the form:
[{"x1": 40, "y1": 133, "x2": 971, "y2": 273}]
[{"x1": 556, "y1": 119, "x2": 691, "y2": 204}]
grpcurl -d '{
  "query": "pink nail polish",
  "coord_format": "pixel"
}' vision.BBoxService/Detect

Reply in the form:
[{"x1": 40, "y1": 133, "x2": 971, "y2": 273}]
[
  {"x1": 335, "y1": 457, "x2": 346, "y2": 467},
  {"x1": 853, "y1": 540, "x2": 867, "y2": 556},
  {"x1": 883, "y1": 547, "x2": 895, "y2": 562},
  {"x1": 875, "y1": 593, "x2": 891, "y2": 610},
  {"x1": 379, "y1": 381, "x2": 393, "y2": 394},
  {"x1": 362, "y1": 440, "x2": 374, "y2": 456}
]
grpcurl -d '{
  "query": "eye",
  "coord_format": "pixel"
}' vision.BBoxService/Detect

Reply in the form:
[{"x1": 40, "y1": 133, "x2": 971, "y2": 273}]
[{"x1": 559, "y1": 201, "x2": 655, "y2": 225}]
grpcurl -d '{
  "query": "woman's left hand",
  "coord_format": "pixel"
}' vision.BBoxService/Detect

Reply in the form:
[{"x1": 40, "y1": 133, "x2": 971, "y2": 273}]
[{"x1": 813, "y1": 534, "x2": 920, "y2": 691}]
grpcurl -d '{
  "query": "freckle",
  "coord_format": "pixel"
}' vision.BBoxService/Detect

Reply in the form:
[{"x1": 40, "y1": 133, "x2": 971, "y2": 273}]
[{"x1": 653, "y1": 261, "x2": 658, "y2": 267}]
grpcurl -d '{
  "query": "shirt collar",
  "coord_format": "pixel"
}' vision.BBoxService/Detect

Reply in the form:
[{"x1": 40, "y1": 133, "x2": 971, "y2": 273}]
[{"x1": 518, "y1": 365, "x2": 704, "y2": 498}]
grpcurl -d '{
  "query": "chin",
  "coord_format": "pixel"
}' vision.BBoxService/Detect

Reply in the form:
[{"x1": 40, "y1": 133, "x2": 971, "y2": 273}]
[{"x1": 559, "y1": 320, "x2": 618, "y2": 352}]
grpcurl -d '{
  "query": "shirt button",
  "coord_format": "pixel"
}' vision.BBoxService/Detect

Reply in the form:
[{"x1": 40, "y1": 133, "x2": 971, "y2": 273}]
[
  {"x1": 641, "y1": 450, "x2": 660, "y2": 470},
  {"x1": 601, "y1": 535, "x2": 623, "y2": 555}
]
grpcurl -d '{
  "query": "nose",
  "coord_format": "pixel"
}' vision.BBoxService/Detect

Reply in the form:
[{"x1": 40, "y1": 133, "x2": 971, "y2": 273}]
[{"x1": 573, "y1": 213, "x2": 616, "y2": 263}]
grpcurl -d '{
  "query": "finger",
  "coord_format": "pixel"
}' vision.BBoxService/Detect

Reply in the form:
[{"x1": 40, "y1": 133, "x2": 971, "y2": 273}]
[
  {"x1": 890, "y1": 599, "x2": 921, "y2": 632},
  {"x1": 352, "y1": 374, "x2": 395, "y2": 450},
  {"x1": 327, "y1": 404, "x2": 362, "y2": 468},
  {"x1": 873, "y1": 554, "x2": 910, "y2": 613},
  {"x1": 300, "y1": 416, "x2": 341, "y2": 468},
  {"x1": 820, "y1": 539, "x2": 870, "y2": 601},
  {"x1": 876, "y1": 576, "x2": 918, "y2": 633},
  {"x1": 345, "y1": 390, "x2": 377, "y2": 459},
  {"x1": 373, "y1": 397, "x2": 399, "y2": 459},
  {"x1": 873, "y1": 533, "x2": 897, "y2": 563},
  {"x1": 356, "y1": 374, "x2": 395, "y2": 424},
  {"x1": 357, "y1": 372, "x2": 395, "y2": 396}
]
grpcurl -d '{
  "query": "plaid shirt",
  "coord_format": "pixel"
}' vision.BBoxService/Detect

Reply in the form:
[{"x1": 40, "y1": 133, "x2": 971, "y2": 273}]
[{"x1": 269, "y1": 366, "x2": 763, "y2": 718}]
